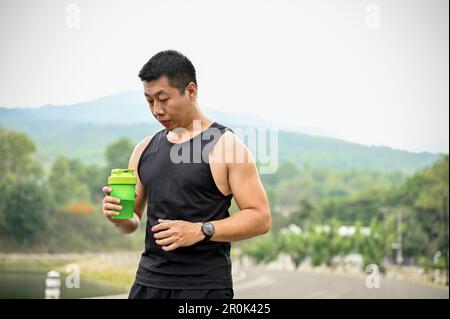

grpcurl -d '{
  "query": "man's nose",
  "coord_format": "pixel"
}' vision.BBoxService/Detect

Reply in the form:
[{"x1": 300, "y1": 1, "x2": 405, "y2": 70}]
[{"x1": 153, "y1": 101, "x2": 165, "y2": 116}]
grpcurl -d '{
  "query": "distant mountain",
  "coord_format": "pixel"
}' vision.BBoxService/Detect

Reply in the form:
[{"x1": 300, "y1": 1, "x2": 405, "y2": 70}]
[
  {"x1": 0, "y1": 91, "x2": 277, "y2": 128},
  {"x1": 0, "y1": 92, "x2": 443, "y2": 174}
]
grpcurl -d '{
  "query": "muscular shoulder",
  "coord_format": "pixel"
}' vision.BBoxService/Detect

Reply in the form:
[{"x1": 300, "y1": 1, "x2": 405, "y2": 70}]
[
  {"x1": 211, "y1": 130, "x2": 255, "y2": 166},
  {"x1": 129, "y1": 134, "x2": 155, "y2": 167},
  {"x1": 136, "y1": 135, "x2": 154, "y2": 152}
]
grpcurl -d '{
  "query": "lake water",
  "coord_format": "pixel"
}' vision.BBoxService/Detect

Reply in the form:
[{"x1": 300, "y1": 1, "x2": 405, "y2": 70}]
[{"x1": 0, "y1": 271, "x2": 129, "y2": 299}]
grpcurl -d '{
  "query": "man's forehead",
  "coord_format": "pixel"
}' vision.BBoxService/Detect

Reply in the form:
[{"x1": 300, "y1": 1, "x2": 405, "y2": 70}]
[{"x1": 143, "y1": 77, "x2": 172, "y2": 96}]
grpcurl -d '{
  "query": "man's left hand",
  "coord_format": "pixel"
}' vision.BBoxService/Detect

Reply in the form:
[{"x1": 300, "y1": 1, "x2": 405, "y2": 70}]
[{"x1": 152, "y1": 219, "x2": 205, "y2": 251}]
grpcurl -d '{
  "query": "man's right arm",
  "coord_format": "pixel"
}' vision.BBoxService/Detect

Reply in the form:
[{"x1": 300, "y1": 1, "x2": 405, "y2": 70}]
[{"x1": 102, "y1": 135, "x2": 153, "y2": 234}]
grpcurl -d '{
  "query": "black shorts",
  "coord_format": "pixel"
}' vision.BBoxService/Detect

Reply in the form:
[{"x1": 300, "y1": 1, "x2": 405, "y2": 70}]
[{"x1": 128, "y1": 282, "x2": 234, "y2": 299}]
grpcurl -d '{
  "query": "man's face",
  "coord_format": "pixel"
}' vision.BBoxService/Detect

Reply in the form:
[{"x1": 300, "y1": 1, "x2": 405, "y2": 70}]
[{"x1": 143, "y1": 76, "x2": 195, "y2": 130}]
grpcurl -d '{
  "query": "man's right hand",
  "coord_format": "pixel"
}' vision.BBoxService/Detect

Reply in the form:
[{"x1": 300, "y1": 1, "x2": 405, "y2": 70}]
[
  {"x1": 102, "y1": 186, "x2": 140, "y2": 234},
  {"x1": 102, "y1": 186, "x2": 124, "y2": 226}
]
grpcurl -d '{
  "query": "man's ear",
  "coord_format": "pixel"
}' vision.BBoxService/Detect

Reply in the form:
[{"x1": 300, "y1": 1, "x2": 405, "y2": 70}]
[{"x1": 185, "y1": 82, "x2": 197, "y2": 100}]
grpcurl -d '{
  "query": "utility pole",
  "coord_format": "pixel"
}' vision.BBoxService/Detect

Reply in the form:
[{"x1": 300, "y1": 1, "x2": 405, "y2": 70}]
[
  {"x1": 396, "y1": 210, "x2": 403, "y2": 265},
  {"x1": 380, "y1": 207, "x2": 389, "y2": 272}
]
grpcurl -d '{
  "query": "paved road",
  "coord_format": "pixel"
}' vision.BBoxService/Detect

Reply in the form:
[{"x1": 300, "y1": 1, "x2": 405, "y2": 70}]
[
  {"x1": 233, "y1": 267, "x2": 449, "y2": 299},
  {"x1": 96, "y1": 266, "x2": 448, "y2": 299}
]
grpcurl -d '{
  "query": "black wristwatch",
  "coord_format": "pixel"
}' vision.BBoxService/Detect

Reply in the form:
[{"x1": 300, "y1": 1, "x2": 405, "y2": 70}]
[{"x1": 201, "y1": 222, "x2": 215, "y2": 241}]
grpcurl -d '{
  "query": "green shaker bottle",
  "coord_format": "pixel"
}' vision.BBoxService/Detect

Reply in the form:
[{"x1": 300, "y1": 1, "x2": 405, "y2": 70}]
[{"x1": 107, "y1": 169, "x2": 137, "y2": 219}]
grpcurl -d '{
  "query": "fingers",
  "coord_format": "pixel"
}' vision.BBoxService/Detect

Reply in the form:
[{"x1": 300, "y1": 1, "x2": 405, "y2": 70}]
[
  {"x1": 102, "y1": 188, "x2": 121, "y2": 220},
  {"x1": 103, "y1": 202, "x2": 122, "y2": 211},
  {"x1": 155, "y1": 236, "x2": 177, "y2": 246},
  {"x1": 103, "y1": 196, "x2": 121, "y2": 204},
  {"x1": 102, "y1": 186, "x2": 124, "y2": 224},
  {"x1": 102, "y1": 186, "x2": 112, "y2": 196},
  {"x1": 161, "y1": 243, "x2": 179, "y2": 252},
  {"x1": 153, "y1": 230, "x2": 172, "y2": 239},
  {"x1": 103, "y1": 210, "x2": 119, "y2": 218},
  {"x1": 151, "y1": 221, "x2": 173, "y2": 232},
  {"x1": 102, "y1": 187, "x2": 120, "y2": 204}
]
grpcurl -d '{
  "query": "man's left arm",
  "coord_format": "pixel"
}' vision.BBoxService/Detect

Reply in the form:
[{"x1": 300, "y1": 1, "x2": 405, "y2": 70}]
[
  {"x1": 152, "y1": 132, "x2": 271, "y2": 251},
  {"x1": 208, "y1": 133, "x2": 271, "y2": 242}
]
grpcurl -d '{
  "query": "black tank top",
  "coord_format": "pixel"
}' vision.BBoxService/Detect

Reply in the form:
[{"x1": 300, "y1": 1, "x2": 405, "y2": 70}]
[{"x1": 136, "y1": 121, "x2": 234, "y2": 289}]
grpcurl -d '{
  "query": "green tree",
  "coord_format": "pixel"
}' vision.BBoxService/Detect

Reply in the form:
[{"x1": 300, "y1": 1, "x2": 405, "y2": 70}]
[
  {"x1": 68, "y1": 159, "x2": 105, "y2": 203},
  {"x1": 360, "y1": 215, "x2": 396, "y2": 273},
  {"x1": 104, "y1": 137, "x2": 134, "y2": 174},
  {"x1": 413, "y1": 155, "x2": 449, "y2": 283},
  {"x1": 84, "y1": 163, "x2": 107, "y2": 203},
  {"x1": 279, "y1": 230, "x2": 308, "y2": 268},
  {"x1": 2, "y1": 179, "x2": 55, "y2": 246},
  {"x1": 387, "y1": 155, "x2": 448, "y2": 282},
  {"x1": 307, "y1": 228, "x2": 328, "y2": 267},
  {"x1": 289, "y1": 197, "x2": 317, "y2": 226},
  {"x1": 0, "y1": 129, "x2": 44, "y2": 240},
  {"x1": 306, "y1": 220, "x2": 343, "y2": 268},
  {"x1": 241, "y1": 233, "x2": 279, "y2": 265},
  {"x1": 0, "y1": 129, "x2": 42, "y2": 180},
  {"x1": 47, "y1": 156, "x2": 90, "y2": 209}
]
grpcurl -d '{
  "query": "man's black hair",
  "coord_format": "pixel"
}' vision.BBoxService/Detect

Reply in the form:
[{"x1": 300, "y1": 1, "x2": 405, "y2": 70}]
[{"x1": 138, "y1": 50, "x2": 197, "y2": 94}]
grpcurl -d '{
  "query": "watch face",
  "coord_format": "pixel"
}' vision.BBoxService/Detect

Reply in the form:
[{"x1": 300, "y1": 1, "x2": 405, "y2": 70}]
[{"x1": 203, "y1": 223, "x2": 215, "y2": 236}]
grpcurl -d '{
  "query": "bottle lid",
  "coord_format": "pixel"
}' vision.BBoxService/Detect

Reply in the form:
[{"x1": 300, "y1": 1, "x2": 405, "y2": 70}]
[{"x1": 108, "y1": 168, "x2": 137, "y2": 185}]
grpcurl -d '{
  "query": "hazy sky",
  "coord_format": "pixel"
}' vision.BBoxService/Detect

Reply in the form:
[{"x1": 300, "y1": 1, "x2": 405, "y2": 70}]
[{"x1": 0, "y1": 0, "x2": 448, "y2": 153}]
